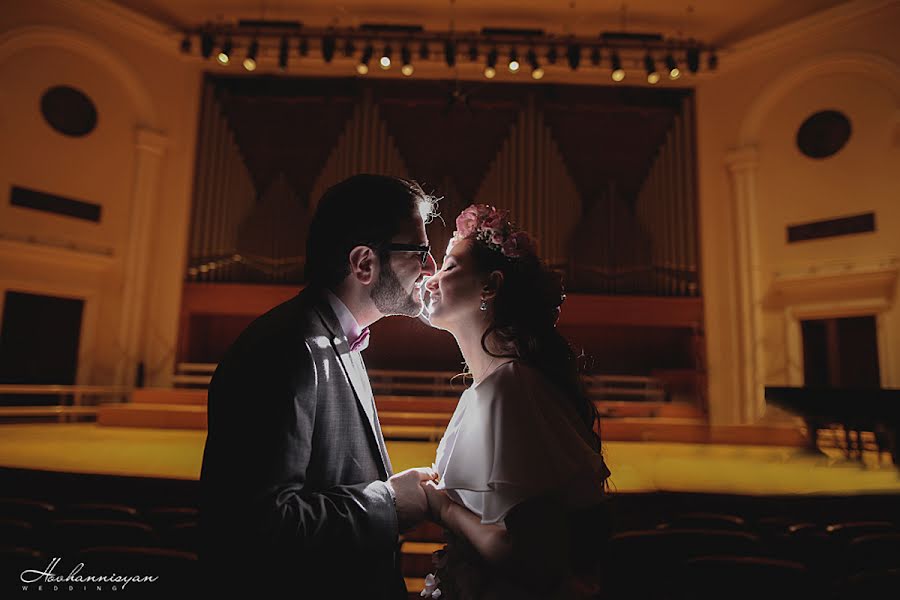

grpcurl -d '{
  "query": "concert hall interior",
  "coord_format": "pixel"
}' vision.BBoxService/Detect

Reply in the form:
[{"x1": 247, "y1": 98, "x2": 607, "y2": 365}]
[{"x1": 2, "y1": 0, "x2": 900, "y2": 596}]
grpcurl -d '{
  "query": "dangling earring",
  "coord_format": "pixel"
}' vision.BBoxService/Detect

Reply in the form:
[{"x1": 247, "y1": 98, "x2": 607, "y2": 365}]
[{"x1": 479, "y1": 299, "x2": 488, "y2": 311}]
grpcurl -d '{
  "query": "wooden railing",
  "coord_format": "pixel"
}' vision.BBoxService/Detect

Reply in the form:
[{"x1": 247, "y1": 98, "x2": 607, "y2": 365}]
[
  {"x1": 173, "y1": 363, "x2": 669, "y2": 401},
  {"x1": 0, "y1": 385, "x2": 130, "y2": 422}
]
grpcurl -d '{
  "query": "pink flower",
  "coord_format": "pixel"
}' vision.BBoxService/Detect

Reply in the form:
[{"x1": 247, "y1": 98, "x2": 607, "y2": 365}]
[
  {"x1": 454, "y1": 204, "x2": 537, "y2": 259},
  {"x1": 454, "y1": 207, "x2": 480, "y2": 238},
  {"x1": 483, "y1": 210, "x2": 508, "y2": 230},
  {"x1": 474, "y1": 204, "x2": 493, "y2": 219}
]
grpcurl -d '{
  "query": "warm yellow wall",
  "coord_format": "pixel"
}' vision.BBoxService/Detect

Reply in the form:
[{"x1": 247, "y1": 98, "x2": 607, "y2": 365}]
[
  {"x1": 0, "y1": 1, "x2": 200, "y2": 386},
  {"x1": 696, "y1": 1, "x2": 900, "y2": 423}
]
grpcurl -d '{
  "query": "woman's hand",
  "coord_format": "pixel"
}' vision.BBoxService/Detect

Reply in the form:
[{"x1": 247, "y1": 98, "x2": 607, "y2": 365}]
[{"x1": 422, "y1": 479, "x2": 452, "y2": 524}]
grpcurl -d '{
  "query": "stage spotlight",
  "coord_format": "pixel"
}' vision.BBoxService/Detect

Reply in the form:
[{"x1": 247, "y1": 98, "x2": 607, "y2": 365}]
[
  {"x1": 243, "y1": 38, "x2": 259, "y2": 71},
  {"x1": 468, "y1": 43, "x2": 478, "y2": 62},
  {"x1": 201, "y1": 31, "x2": 214, "y2": 59},
  {"x1": 380, "y1": 44, "x2": 392, "y2": 69},
  {"x1": 444, "y1": 39, "x2": 457, "y2": 67},
  {"x1": 322, "y1": 34, "x2": 336, "y2": 63},
  {"x1": 527, "y1": 48, "x2": 544, "y2": 80},
  {"x1": 484, "y1": 46, "x2": 498, "y2": 78},
  {"x1": 644, "y1": 53, "x2": 659, "y2": 84},
  {"x1": 279, "y1": 36, "x2": 289, "y2": 70},
  {"x1": 707, "y1": 49, "x2": 718, "y2": 70},
  {"x1": 665, "y1": 53, "x2": 680, "y2": 79},
  {"x1": 686, "y1": 46, "x2": 700, "y2": 74},
  {"x1": 566, "y1": 43, "x2": 580, "y2": 70},
  {"x1": 610, "y1": 50, "x2": 625, "y2": 81},
  {"x1": 546, "y1": 45, "x2": 558, "y2": 65},
  {"x1": 508, "y1": 47, "x2": 519, "y2": 73},
  {"x1": 217, "y1": 37, "x2": 232, "y2": 65},
  {"x1": 419, "y1": 40, "x2": 429, "y2": 60},
  {"x1": 298, "y1": 37, "x2": 309, "y2": 57},
  {"x1": 401, "y1": 45, "x2": 414, "y2": 76},
  {"x1": 180, "y1": 35, "x2": 191, "y2": 54},
  {"x1": 357, "y1": 43, "x2": 373, "y2": 75},
  {"x1": 590, "y1": 47, "x2": 600, "y2": 66}
]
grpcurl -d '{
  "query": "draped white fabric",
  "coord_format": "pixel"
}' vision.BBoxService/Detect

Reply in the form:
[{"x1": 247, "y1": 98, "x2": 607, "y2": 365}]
[{"x1": 434, "y1": 361, "x2": 611, "y2": 525}]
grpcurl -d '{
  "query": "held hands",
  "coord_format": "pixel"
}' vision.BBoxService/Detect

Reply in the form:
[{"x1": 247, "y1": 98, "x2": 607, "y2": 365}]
[
  {"x1": 422, "y1": 479, "x2": 452, "y2": 525},
  {"x1": 386, "y1": 467, "x2": 437, "y2": 532}
]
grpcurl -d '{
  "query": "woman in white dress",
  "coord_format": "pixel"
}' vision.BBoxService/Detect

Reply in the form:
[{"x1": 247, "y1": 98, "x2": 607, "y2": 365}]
[{"x1": 419, "y1": 205, "x2": 612, "y2": 599}]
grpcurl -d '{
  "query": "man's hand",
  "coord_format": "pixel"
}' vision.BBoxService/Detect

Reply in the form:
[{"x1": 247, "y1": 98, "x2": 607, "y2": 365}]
[{"x1": 386, "y1": 467, "x2": 436, "y2": 532}]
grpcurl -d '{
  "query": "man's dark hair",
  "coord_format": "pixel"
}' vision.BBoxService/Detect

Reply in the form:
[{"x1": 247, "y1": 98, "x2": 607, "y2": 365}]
[{"x1": 305, "y1": 174, "x2": 429, "y2": 289}]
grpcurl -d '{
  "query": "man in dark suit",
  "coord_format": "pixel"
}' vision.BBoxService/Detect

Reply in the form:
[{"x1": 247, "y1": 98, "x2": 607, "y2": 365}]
[{"x1": 199, "y1": 175, "x2": 438, "y2": 597}]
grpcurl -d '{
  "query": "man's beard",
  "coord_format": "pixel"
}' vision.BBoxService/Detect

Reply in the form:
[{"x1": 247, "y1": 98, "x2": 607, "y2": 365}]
[{"x1": 372, "y1": 262, "x2": 423, "y2": 317}]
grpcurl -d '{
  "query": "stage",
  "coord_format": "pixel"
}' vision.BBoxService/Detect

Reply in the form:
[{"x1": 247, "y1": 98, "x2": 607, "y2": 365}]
[{"x1": 1, "y1": 423, "x2": 898, "y2": 495}]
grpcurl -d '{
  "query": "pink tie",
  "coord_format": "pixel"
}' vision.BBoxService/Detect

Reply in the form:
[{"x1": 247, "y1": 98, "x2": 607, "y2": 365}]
[{"x1": 349, "y1": 328, "x2": 370, "y2": 352}]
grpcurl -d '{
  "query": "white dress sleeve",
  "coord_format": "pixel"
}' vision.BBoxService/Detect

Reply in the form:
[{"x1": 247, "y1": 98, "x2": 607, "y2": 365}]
[{"x1": 434, "y1": 362, "x2": 611, "y2": 525}]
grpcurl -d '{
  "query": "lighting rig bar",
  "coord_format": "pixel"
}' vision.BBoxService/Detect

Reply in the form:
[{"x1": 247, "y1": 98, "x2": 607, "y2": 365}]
[{"x1": 180, "y1": 21, "x2": 719, "y2": 82}]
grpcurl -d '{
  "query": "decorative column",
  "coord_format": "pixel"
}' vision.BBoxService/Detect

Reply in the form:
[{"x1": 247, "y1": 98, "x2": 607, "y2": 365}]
[
  {"x1": 115, "y1": 127, "x2": 168, "y2": 387},
  {"x1": 724, "y1": 145, "x2": 765, "y2": 423}
]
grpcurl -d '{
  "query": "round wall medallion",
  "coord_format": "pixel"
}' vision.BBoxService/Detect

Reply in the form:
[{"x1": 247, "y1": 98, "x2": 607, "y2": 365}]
[
  {"x1": 40, "y1": 86, "x2": 98, "y2": 137},
  {"x1": 796, "y1": 110, "x2": 851, "y2": 159}
]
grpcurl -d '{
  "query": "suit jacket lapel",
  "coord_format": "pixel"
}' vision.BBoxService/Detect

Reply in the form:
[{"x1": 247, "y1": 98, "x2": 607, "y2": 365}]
[{"x1": 309, "y1": 291, "x2": 392, "y2": 476}]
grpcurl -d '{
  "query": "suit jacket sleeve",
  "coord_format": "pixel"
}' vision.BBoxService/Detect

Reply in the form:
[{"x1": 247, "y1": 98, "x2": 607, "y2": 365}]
[{"x1": 239, "y1": 340, "x2": 399, "y2": 557}]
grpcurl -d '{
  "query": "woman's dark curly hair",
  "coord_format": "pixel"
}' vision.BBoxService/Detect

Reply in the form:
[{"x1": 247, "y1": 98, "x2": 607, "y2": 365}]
[{"x1": 458, "y1": 210, "x2": 603, "y2": 453}]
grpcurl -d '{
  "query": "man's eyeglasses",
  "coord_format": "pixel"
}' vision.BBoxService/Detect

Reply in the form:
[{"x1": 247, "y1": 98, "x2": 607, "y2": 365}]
[{"x1": 381, "y1": 243, "x2": 432, "y2": 266}]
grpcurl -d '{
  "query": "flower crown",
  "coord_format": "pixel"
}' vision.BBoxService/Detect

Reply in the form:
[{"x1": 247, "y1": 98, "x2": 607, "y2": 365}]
[{"x1": 452, "y1": 204, "x2": 537, "y2": 259}]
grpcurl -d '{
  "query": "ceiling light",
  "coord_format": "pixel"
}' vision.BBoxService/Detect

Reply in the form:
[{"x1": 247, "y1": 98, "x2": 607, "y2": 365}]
[
  {"x1": 644, "y1": 52, "x2": 659, "y2": 84},
  {"x1": 321, "y1": 35, "x2": 336, "y2": 63},
  {"x1": 401, "y1": 44, "x2": 414, "y2": 76},
  {"x1": 665, "y1": 53, "x2": 680, "y2": 80},
  {"x1": 527, "y1": 48, "x2": 543, "y2": 80},
  {"x1": 611, "y1": 51, "x2": 625, "y2": 81},
  {"x1": 508, "y1": 47, "x2": 519, "y2": 73},
  {"x1": 243, "y1": 38, "x2": 259, "y2": 71},
  {"x1": 686, "y1": 47, "x2": 700, "y2": 74},
  {"x1": 484, "y1": 46, "x2": 498, "y2": 78},
  {"x1": 357, "y1": 43, "x2": 373, "y2": 75},
  {"x1": 566, "y1": 43, "x2": 580, "y2": 70},
  {"x1": 279, "y1": 36, "x2": 289, "y2": 70},
  {"x1": 216, "y1": 37, "x2": 232, "y2": 65},
  {"x1": 444, "y1": 40, "x2": 457, "y2": 67}
]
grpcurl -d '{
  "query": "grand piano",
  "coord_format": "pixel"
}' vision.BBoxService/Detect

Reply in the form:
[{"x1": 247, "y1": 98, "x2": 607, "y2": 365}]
[{"x1": 765, "y1": 386, "x2": 900, "y2": 469}]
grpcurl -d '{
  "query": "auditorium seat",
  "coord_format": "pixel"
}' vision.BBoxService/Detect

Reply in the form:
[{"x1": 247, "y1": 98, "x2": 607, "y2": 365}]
[
  {"x1": 657, "y1": 512, "x2": 747, "y2": 531},
  {"x1": 754, "y1": 515, "x2": 798, "y2": 536},
  {"x1": 847, "y1": 533, "x2": 900, "y2": 574},
  {"x1": 58, "y1": 502, "x2": 141, "y2": 522},
  {"x1": 44, "y1": 519, "x2": 158, "y2": 554},
  {"x1": 606, "y1": 529, "x2": 765, "y2": 597},
  {"x1": 676, "y1": 555, "x2": 811, "y2": 599},
  {"x1": 143, "y1": 506, "x2": 199, "y2": 530},
  {"x1": 609, "y1": 528, "x2": 764, "y2": 564},
  {"x1": 824, "y1": 520, "x2": 896, "y2": 542},
  {"x1": 0, "y1": 547, "x2": 46, "y2": 581},
  {"x1": 0, "y1": 519, "x2": 34, "y2": 548},
  {"x1": 158, "y1": 521, "x2": 199, "y2": 554},
  {"x1": 830, "y1": 568, "x2": 900, "y2": 598},
  {"x1": 0, "y1": 498, "x2": 55, "y2": 523},
  {"x1": 769, "y1": 524, "x2": 840, "y2": 576}
]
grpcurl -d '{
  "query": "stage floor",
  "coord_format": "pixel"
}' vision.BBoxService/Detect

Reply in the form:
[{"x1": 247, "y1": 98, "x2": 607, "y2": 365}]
[{"x1": 0, "y1": 423, "x2": 898, "y2": 495}]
